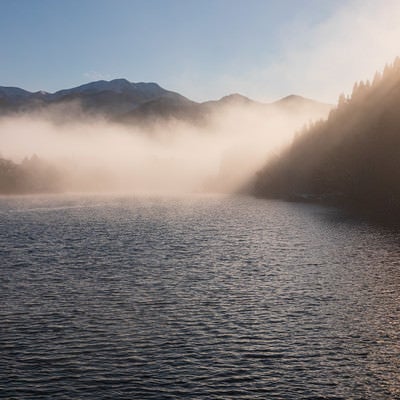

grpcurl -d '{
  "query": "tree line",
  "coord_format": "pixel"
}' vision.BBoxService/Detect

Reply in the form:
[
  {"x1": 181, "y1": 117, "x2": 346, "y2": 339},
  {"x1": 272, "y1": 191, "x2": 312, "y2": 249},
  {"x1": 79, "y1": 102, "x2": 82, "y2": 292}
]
[
  {"x1": 253, "y1": 57, "x2": 400, "y2": 222},
  {"x1": 0, "y1": 154, "x2": 60, "y2": 194}
]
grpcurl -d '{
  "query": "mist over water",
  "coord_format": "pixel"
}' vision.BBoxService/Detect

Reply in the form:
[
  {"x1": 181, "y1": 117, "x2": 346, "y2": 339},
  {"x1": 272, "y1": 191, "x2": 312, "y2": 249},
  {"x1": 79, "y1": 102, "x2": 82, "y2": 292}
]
[{"x1": 0, "y1": 100, "x2": 330, "y2": 194}]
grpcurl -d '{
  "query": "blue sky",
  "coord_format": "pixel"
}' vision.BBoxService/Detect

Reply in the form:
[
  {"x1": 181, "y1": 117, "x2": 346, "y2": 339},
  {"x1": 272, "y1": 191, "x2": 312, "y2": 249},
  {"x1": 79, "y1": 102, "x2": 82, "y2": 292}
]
[{"x1": 0, "y1": 0, "x2": 399, "y2": 102}]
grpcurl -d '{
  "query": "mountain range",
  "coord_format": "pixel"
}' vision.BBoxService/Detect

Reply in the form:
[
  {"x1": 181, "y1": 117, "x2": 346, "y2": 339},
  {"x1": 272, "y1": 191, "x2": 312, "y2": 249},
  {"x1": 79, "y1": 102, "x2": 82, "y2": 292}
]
[{"x1": 0, "y1": 79, "x2": 332, "y2": 125}]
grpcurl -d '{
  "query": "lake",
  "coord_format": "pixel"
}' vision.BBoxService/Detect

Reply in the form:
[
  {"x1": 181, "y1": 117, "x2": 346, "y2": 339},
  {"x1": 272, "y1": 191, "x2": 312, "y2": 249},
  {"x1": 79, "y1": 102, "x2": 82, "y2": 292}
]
[{"x1": 1, "y1": 194, "x2": 400, "y2": 399}]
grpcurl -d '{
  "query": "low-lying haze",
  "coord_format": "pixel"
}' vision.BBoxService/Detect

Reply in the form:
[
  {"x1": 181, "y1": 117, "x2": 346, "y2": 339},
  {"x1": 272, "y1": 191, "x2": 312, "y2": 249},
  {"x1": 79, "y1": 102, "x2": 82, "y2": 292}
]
[{"x1": 0, "y1": 98, "x2": 330, "y2": 194}]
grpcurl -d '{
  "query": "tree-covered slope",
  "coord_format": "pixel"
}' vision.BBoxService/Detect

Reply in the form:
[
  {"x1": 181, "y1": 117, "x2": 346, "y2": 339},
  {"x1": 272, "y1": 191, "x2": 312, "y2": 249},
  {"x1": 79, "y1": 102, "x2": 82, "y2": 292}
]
[
  {"x1": 0, "y1": 155, "x2": 61, "y2": 194},
  {"x1": 253, "y1": 57, "x2": 400, "y2": 221}
]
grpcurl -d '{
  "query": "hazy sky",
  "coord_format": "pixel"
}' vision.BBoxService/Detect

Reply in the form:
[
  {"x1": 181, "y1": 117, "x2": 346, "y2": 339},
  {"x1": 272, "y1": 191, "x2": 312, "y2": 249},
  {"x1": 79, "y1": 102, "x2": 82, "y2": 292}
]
[{"x1": 1, "y1": 0, "x2": 399, "y2": 102}]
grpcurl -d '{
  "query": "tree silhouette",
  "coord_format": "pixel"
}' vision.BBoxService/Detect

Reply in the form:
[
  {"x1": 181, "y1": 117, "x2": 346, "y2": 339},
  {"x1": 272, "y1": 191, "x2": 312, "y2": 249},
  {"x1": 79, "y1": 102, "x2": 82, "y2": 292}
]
[{"x1": 253, "y1": 57, "x2": 400, "y2": 223}]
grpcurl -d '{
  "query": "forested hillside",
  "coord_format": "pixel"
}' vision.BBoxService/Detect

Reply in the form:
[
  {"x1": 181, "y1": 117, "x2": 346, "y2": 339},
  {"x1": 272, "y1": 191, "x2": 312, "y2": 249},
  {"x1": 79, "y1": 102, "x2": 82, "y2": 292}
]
[
  {"x1": 0, "y1": 155, "x2": 60, "y2": 194},
  {"x1": 253, "y1": 58, "x2": 400, "y2": 221}
]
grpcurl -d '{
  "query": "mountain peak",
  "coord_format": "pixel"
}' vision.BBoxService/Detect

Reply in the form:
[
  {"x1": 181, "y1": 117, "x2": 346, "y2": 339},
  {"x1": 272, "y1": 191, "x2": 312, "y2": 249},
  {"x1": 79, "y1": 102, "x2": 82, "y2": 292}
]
[
  {"x1": 219, "y1": 93, "x2": 253, "y2": 104},
  {"x1": 273, "y1": 94, "x2": 333, "y2": 110},
  {"x1": 276, "y1": 94, "x2": 306, "y2": 103},
  {"x1": 49, "y1": 79, "x2": 168, "y2": 102},
  {"x1": 55, "y1": 79, "x2": 133, "y2": 95}
]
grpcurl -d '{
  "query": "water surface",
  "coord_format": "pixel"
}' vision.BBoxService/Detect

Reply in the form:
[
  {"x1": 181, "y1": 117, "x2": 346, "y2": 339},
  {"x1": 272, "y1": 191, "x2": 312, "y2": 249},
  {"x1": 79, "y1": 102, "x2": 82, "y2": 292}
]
[{"x1": 1, "y1": 194, "x2": 400, "y2": 399}]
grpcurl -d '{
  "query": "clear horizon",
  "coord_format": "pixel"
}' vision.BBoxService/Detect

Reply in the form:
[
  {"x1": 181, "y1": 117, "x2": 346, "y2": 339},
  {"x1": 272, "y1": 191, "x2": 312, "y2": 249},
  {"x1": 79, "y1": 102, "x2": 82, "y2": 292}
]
[{"x1": 1, "y1": 0, "x2": 400, "y2": 103}]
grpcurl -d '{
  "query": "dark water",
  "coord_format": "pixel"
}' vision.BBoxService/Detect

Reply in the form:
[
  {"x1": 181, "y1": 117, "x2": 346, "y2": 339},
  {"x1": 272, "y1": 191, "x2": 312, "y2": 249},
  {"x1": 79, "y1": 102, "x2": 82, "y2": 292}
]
[{"x1": 1, "y1": 194, "x2": 400, "y2": 399}]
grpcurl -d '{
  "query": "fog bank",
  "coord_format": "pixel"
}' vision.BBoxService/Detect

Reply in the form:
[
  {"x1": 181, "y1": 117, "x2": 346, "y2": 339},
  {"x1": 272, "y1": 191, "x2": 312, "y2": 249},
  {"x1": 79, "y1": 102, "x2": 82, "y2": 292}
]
[{"x1": 0, "y1": 101, "x2": 330, "y2": 194}]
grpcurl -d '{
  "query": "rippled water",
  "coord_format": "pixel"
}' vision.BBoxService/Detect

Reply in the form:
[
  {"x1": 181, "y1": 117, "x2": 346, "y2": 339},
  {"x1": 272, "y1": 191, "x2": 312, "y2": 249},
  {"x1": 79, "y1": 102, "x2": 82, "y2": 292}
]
[{"x1": 1, "y1": 194, "x2": 400, "y2": 399}]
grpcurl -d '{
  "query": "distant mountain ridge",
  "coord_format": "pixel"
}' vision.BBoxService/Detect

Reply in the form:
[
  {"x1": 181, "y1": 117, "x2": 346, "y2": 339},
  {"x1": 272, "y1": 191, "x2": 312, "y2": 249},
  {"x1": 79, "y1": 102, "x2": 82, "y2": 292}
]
[
  {"x1": 0, "y1": 79, "x2": 184, "y2": 118},
  {"x1": 0, "y1": 79, "x2": 170, "y2": 100},
  {"x1": 0, "y1": 79, "x2": 332, "y2": 124}
]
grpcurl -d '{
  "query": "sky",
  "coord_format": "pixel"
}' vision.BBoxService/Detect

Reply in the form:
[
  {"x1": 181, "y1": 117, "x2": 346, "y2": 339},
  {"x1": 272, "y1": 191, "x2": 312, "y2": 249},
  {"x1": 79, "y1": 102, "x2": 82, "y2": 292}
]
[{"x1": 1, "y1": 0, "x2": 399, "y2": 103}]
